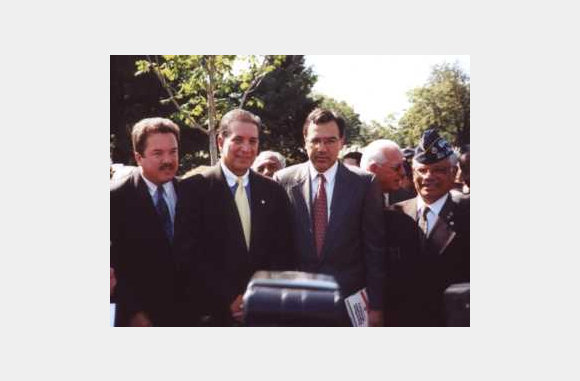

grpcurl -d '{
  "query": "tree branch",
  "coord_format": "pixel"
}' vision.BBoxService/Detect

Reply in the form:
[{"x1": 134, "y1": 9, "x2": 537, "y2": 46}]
[
  {"x1": 145, "y1": 55, "x2": 208, "y2": 135},
  {"x1": 239, "y1": 56, "x2": 271, "y2": 109}
]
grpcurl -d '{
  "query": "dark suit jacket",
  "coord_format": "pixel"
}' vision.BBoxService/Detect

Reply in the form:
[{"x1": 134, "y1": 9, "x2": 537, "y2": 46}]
[
  {"x1": 174, "y1": 164, "x2": 295, "y2": 326},
  {"x1": 110, "y1": 168, "x2": 188, "y2": 326},
  {"x1": 389, "y1": 187, "x2": 416, "y2": 205},
  {"x1": 274, "y1": 162, "x2": 386, "y2": 313},
  {"x1": 384, "y1": 192, "x2": 470, "y2": 326}
]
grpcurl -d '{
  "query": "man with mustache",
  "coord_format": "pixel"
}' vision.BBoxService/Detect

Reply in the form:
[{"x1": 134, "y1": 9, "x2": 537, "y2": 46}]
[
  {"x1": 387, "y1": 129, "x2": 470, "y2": 326},
  {"x1": 274, "y1": 108, "x2": 386, "y2": 326},
  {"x1": 174, "y1": 109, "x2": 295, "y2": 326},
  {"x1": 110, "y1": 117, "x2": 190, "y2": 326}
]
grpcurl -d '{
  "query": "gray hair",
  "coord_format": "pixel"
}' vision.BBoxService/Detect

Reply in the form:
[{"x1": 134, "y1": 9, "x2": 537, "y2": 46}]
[
  {"x1": 412, "y1": 153, "x2": 458, "y2": 168},
  {"x1": 253, "y1": 150, "x2": 286, "y2": 169},
  {"x1": 360, "y1": 139, "x2": 401, "y2": 170}
]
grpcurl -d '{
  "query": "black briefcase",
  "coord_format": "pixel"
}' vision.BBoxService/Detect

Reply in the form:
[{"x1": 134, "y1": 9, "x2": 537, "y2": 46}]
[
  {"x1": 243, "y1": 271, "x2": 341, "y2": 326},
  {"x1": 444, "y1": 283, "x2": 470, "y2": 327}
]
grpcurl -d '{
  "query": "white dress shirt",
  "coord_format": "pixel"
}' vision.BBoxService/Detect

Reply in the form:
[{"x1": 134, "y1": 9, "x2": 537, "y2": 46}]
[
  {"x1": 308, "y1": 160, "x2": 339, "y2": 222},
  {"x1": 140, "y1": 168, "x2": 177, "y2": 224},
  {"x1": 220, "y1": 160, "x2": 250, "y2": 189},
  {"x1": 417, "y1": 193, "x2": 449, "y2": 236}
]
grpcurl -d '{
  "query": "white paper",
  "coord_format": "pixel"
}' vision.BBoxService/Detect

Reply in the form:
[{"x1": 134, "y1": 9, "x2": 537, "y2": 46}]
[
  {"x1": 344, "y1": 288, "x2": 369, "y2": 327},
  {"x1": 110, "y1": 303, "x2": 116, "y2": 327}
]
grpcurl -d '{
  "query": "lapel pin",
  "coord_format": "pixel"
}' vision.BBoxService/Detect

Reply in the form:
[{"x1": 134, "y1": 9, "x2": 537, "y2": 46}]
[{"x1": 261, "y1": 199, "x2": 266, "y2": 205}]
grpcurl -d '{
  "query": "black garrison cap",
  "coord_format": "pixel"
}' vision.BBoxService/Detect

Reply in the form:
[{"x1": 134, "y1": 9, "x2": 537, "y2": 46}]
[{"x1": 414, "y1": 128, "x2": 454, "y2": 164}]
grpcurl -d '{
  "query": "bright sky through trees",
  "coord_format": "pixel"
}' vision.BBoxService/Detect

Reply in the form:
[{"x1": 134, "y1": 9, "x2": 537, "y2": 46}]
[{"x1": 305, "y1": 55, "x2": 470, "y2": 123}]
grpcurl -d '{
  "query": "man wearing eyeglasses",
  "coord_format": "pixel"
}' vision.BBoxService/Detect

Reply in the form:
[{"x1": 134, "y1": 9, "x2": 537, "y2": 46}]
[
  {"x1": 360, "y1": 139, "x2": 415, "y2": 207},
  {"x1": 274, "y1": 108, "x2": 385, "y2": 326},
  {"x1": 387, "y1": 128, "x2": 470, "y2": 326}
]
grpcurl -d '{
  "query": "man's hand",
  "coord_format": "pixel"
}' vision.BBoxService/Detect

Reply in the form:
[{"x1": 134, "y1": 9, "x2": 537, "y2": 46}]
[
  {"x1": 368, "y1": 309, "x2": 384, "y2": 327},
  {"x1": 110, "y1": 268, "x2": 117, "y2": 297},
  {"x1": 130, "y1": 311, "x2": 153, "y2": 327},
  {"x1": 230, "y1": 294, "x2": 244, "y2": 323}
]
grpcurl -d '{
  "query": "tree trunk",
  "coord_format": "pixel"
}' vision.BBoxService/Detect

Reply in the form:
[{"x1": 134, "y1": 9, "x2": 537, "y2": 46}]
[{"x1": 207, "y1": 56, "x2": 219, "y2": 165}]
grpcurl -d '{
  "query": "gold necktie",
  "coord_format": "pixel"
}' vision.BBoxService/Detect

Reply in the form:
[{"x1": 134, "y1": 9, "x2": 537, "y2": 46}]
[{"x1": 235, "y1": 176, "x2": 251, "y2": 249}]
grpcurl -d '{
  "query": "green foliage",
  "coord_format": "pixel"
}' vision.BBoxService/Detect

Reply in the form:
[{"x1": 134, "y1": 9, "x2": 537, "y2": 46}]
[
  {"x1": 312, "y1": 94, "x2": 363, "y2": 146},
  {"x1": 243, "y1": 55, "x2": 318, "y2": 165},
  {"x1": 398, "y1": 62, "x2": 470, "y2": 147},
  {"x1": 357, "y1": 115, "x2": 404, "y2": 146},
  {"x1": 134, "y1": 55, "x2": 284, "y2": 168}
]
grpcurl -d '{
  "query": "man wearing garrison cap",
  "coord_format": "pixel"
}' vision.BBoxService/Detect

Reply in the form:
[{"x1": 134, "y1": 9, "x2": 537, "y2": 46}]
[{"x1": 383, "y1": 128, "x2": 470, "y2": 326}]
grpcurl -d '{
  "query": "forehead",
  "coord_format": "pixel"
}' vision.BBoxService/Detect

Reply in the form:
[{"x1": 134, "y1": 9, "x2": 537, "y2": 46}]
[
  {"x1": 259, "y1": 160, "x2": 279, "y2": 168},
  {"x1": 413, "y1": 159, "x2": 451, "y2": 169},
  {"x1": 305, "y1": 121, "x2": 340, "y2": 138},
  {"x1": 384, "y1": 148, "x2": 403, "y2": 162},
  {"x1": 145, "y1": 132, "x2": 177, "y2": 149},
  {"x1": 228, "y1": 121, "x2": 259, "y2": 138},
  {"x1": 262, "y1": 157, "x2": 280, "y2": 165}
]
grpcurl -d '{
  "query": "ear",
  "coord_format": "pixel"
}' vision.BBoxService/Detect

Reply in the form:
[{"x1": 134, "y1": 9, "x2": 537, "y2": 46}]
[
  {"x1": 134, "y1": 151, "x2": 142, "y2": 166},
  {"x1": 369, "y1": 162, "x2": 378, "y2": 173},
  {"x1": 217, "y1": 134, "x2": 224, "y2": 152}
]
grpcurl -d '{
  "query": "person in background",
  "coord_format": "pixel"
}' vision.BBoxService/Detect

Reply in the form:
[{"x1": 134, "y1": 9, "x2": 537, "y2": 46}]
[
  {"x1": 342, "y1": 151, "x2": 362, "y2": 167},
  {"x1": 458, "y1": 145, "x2": 470, "y2": 194},
  {"x1": 252, "y1": 150, "x2": 286, "y2": 178},
  {"x1": 360, "y1": 139, "x2": 410, "y2": 207}
]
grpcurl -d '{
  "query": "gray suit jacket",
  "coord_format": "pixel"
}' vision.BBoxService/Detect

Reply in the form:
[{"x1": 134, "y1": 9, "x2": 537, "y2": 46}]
[{"x1": 274, "y1": 162, "x2": 385, "y2": 309}]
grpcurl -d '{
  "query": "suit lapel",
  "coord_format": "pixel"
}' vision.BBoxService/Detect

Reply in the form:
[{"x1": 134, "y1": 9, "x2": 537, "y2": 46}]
[
  {"x1": 212, "y1": 165, "x2": 249, "y2": 253},
  {"x1": 291, "y1": 164, "x2": 311, "y2": 216},
  {"x1": 400, "y1": 197, "x2": 419, "y2": 222},
  {"x1": 290, "y1": 164, "x2": 312, "y2": 224},
  {"x1": 289, "y1": 164, "x2": 317, "y2": 260},
  {"x1": 249, "y1": 170, "x2": 266, "y2": 255},
  {"x1": 322, "y1": 164, "x2": 354, "y2": 258},
  {"x1": 132, "y1": 169, "x2": 169, "y2": 243},
  {"x1": 428, "y1": 194, "x2": 457, "y2": 255}
]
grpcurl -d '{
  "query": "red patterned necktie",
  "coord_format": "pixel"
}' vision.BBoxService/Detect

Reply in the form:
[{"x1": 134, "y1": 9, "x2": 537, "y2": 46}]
[{"x1": 313, "y1": 174, "x2": 327, "y2": 257}]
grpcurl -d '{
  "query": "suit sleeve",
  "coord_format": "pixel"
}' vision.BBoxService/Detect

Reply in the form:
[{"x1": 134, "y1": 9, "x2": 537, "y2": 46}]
[
  {"x1": 362, "y1": 175, "x2": 386, "y2": 309},
  {"x1": 174, "y1": 176, "x2": 238, "y2": 316},
  {"x1": 271, "y1": 184, "x2": 298, "y2": 271},
  {"x1": 110, "y1": 185, "x2": 141, "y2": 323}
]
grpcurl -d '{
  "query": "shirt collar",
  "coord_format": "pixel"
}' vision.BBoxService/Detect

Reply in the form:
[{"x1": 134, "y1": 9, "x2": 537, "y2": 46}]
[
  {"x1": 139, "y1": 167, "x2": 174, "y2": 196},
  {"x1": 417, "y1": 192, "x2": 449, "y2": 216},
  {"x1": 220, "y1": 160, "x2": 249, "y2": 188},
  {"x1": 308, "y1": 160, "x2": 339, "y2": 183},
  {"x1": 383, "y1": 193, "x2": 390, "y2": 207}
]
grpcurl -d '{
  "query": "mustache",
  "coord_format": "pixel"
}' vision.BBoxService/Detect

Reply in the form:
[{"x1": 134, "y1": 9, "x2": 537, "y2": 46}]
[{"x1": 159, "y1": 163, "x2": 176, "y2": 171}]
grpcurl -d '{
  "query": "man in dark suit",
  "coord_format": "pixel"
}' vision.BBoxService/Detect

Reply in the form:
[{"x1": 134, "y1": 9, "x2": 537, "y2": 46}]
[
  {"x1": 110, "y1": 117, "x2": 190, "y2": 326},
  {"x1": 385, "y1": 129, "x2": 470, "y2": 326},
  {"x1": 174, "y1": 109, "x2": 295, "y2": 326},
  {"x1": 274, "y1": 108, "x2": 385, "y2": 326}
]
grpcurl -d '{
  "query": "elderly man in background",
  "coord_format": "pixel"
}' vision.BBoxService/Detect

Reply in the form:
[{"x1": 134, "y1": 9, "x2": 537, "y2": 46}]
[
  {"x1": 252, "y1": 150, "x2": 286, "y2": 178},
  {"x1": 360, "y1": 139, "x2": 412, "y2": 207}
]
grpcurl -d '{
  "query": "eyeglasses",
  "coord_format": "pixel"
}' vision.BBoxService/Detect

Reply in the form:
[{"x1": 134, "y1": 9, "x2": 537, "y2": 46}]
[
  {"x1": 306, "y1": 137, "x2": 339, "y2": 147},
  {"x1": 380, "y1": 162, "x2": 404, "y2": 172}
]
